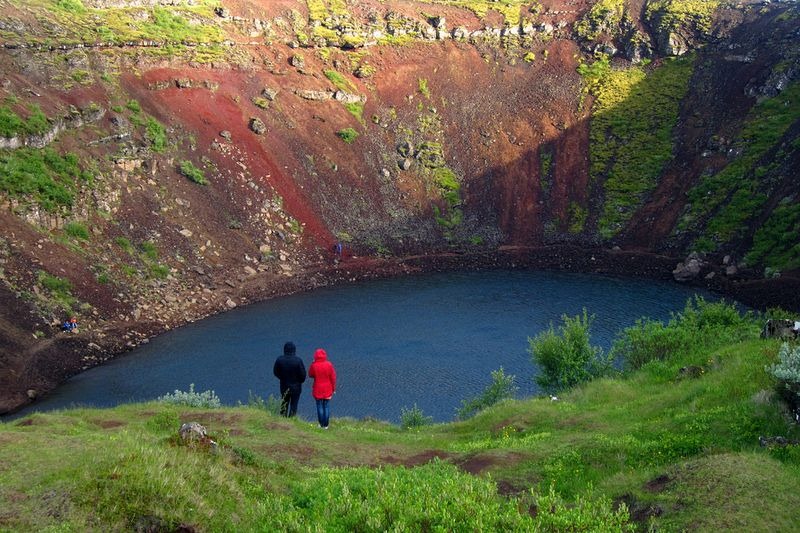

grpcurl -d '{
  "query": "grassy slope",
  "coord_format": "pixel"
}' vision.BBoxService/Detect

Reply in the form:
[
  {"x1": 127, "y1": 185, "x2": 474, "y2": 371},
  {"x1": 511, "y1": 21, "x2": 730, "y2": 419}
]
[{"x1": 1, "y1": 336, "x2": 799, "y2": 530}]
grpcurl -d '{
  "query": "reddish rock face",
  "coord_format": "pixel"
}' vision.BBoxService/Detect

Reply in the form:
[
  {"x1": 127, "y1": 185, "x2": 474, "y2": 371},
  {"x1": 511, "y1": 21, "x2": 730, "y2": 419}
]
[{"x1": 0, "y1": 0, "x2": 798, "y2": 414}]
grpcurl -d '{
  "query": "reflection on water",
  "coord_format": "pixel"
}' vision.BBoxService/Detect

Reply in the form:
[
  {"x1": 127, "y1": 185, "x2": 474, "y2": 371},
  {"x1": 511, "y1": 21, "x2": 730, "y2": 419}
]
[{"x1": 8, "y1": 270, "x2": 714, "y2": 423}]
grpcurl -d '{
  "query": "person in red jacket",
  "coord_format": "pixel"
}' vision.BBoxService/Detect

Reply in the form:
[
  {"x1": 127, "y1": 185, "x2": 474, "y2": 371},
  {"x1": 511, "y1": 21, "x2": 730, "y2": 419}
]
[{"x1": 308, "y1": 348, "x2": 337, "y2": 429}]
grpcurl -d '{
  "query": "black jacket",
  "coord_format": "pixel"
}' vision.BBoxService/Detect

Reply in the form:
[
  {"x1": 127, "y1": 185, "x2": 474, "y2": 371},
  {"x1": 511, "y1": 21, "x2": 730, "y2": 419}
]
[{"x1": 273, "y1": 354, "x2": 307, "y2": 388}]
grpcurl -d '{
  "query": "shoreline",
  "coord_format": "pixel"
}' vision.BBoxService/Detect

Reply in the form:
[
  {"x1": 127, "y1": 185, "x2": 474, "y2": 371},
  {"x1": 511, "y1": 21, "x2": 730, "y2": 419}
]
[{"x1": 3, "y1": 245, "x2": 798, "y2": 417}]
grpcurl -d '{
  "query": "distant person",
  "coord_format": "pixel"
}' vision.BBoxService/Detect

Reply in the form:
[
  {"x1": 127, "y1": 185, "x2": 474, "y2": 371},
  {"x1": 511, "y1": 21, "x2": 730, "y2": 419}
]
[
  {"x1": 273, "y1": 341, "x2": 306, "y2": 417},
  {"x1": 61, "y1": 317, "x2": 78, "y2": 333},
  {"x1": 309, "y1": 348, "x2": 337, "y2": 429}
]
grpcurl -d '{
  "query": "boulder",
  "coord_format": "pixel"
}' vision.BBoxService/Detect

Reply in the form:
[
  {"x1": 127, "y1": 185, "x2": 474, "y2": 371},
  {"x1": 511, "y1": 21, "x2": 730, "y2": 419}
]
[
  {"x1": 672, "y1": 252, "x2": 706, "y2": 282},
  {"x1": 179, "y1": 422, "x2": 207, "y2": 442},
  {"x1": 249, "y1": 117, "x2": 266, "y2": 135},
  {"x1": 761, "y1": 319, "x2": 799, "y2": 339}
]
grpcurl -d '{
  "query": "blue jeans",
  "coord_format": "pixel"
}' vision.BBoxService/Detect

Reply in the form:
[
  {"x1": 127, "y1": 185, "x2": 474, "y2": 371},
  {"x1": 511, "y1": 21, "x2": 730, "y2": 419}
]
[{"x1": 315, "y1": 399, "x2": 330, "y2": 428}]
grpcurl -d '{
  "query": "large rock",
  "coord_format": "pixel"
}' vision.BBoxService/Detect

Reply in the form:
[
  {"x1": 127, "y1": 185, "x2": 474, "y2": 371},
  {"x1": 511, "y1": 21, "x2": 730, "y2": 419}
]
[
  {"x1": 672, "y1": 252, "x2": 706, "y2": 281},
  {"x1": 179, "y1": 422, "x2": 207, "y2": 442},
  {"x1": 761, "y1": 319, "x2": 799, "y2": 339}
]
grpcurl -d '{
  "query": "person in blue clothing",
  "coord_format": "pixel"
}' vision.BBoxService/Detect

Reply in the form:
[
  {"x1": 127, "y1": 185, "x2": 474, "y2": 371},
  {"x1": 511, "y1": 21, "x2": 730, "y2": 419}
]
[{"x1": 272, "y1": 341, "x2": 306, "y2": 417}]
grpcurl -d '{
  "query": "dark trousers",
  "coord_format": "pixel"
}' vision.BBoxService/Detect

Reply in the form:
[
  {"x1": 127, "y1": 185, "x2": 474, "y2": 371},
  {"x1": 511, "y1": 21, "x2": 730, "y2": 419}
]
[
  {"x1": 315, "y1": 398, "x2": 330, "y2": 428},
  {"x1": 279, "y1": 384, "x2": 302, "y2": 417}
]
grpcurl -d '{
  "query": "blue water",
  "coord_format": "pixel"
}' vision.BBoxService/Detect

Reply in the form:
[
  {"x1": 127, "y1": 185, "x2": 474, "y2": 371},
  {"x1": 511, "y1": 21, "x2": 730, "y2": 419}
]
[{"x1": 7, "y1": 270, "x2": 713, "y2": 423}]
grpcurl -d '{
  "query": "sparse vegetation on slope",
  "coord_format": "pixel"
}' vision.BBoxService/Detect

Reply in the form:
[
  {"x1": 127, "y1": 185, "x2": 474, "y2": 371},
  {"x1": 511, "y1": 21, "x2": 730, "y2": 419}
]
[
  {"x1": 680, "y1": 81, "x2": 800, "y2": 254},
  {"x1": 582, "y1": 55, "x2": 694, "y2": 238}
]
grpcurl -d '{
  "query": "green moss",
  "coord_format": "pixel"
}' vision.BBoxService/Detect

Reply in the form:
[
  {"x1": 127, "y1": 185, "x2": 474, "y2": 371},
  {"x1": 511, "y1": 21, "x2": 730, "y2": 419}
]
[
  {"x1": 568, "y1": 202, "x2": 588, "y2": 234},
  {"x1": 324, "y1": 69, "x2": 355, "y2": 92},
  {"x1": 252, "y1": 97, "x2": 270, "y2": 110},
  {"x1": 646, "y1": 0, "x2": 721, "y2": 36},
  {"x1": 583, "y1": 56, "x2": 694, "y2": 238},
  {"x1": 575, "y1": 0, "x2": 626, "y2": 40},
  {"x1": 336, "y1": 127, "x2": 359, "y2": 144},
  {"x1": 37, "y1": 270, "x2": 77, "y2": 312},
  {"x1": 344, "y1": 101, "x2": 364, "y2": 122}
]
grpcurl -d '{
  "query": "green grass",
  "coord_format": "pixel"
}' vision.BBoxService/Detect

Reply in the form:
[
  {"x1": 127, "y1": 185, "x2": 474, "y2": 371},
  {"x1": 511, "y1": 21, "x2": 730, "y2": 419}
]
[
  {"x1": 1, "y1": 306, "x2": 799, "y2": 531},
  {"x1": 744, "y1": 200, "x2": 800, "y2": 271},
  {"x1": 680, "y1": 81, "x2": 800, "y2": 252},
  {"x1": 145, "y1": 117, "x2": 167, "y2": 153},
  {"x1": 36, "y1": 270, "x2": 78, "y2": 312},
  {"x1": 179, "y1": 160, "x2": 208, "y2": 185},
  {"x1": 582, "y1": 55, "x2": 694, "y2": 238},
  {"x1": 0, "y1": 147, "x2": 92, "y2": 212},
  {"x1": 0, "y1": 104, "x2": 50, "y2": 138},
  {"x1": 64, "y1": 221, "x2": 90, "y2": 240}
]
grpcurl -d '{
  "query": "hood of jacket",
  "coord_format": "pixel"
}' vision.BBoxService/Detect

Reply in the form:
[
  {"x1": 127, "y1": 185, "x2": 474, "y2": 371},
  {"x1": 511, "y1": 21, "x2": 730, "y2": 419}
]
[{"x1": 313, "y1": 348, "x2": 327, "y2": 362}]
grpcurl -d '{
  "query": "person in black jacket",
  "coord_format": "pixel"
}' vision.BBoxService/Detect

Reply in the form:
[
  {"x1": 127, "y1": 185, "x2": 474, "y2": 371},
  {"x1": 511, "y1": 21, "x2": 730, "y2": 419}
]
[{"x1": 273, "y1": 341, "x2": 306, "y2": 417}]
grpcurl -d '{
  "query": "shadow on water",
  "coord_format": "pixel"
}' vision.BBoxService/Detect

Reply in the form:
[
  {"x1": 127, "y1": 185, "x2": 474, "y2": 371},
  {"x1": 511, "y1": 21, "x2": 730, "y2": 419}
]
[{"x1": 6, "y1": 270, "x2": 715, "y2": 423}]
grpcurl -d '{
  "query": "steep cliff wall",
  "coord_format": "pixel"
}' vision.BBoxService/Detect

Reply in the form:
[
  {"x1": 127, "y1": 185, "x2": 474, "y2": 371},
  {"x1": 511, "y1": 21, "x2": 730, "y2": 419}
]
[{"x1": 1, "y1": 0, "x2": 799, "y2": 412}]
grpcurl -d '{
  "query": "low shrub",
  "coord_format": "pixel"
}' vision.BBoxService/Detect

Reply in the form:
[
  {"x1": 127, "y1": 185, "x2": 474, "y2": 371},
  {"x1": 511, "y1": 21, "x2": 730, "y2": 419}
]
[
  {"x1": 157, "y1": 383, "x2": 221, "y2": 408},
  {"x1": 243, "y1": 391, "x2": 282, "y2": 416},
  {"x1": 766, "y1": 342, "x2": 800, "y2": 414},
  {"x1": 64, "y1": 221, "x2": 90, "y2": 240},
  {"x1": 457, "y1": 367, "x2": 518, "y2": 420},
  {"x1": 145, "y1": 117, "x2": 167, "y2": 152},
  {"x1": 179, "y1": 160, "x2": 208, "y2": 185},
  {"x1": 336, "y1": 127, "x2": 359, "y2": 144},
  {"x1": 529, "y1": 309, "x2": 611, "y2": 393},
  {"x1": 611, "y1": 297, "x2": 759, "y2": 371},
  {"x1": 400, "y1": 404, "x2": 433, "y2": 429}
]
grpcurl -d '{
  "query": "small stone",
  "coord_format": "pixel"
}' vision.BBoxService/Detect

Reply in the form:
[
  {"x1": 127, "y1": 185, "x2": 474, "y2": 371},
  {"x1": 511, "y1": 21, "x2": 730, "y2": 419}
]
[
  {"x1": 249, "y1": 117, "x2": 266, "y2": 135},
  {"x1": 220, "y1": 130, "x2": 232, "y2": 141},
  {"x1": 26, "y1": 389, "x2": 37, "y2": 400},
  {"x1": 225, "y1": 298, "x2": 237, "y2": 309},
  {"x1": 179, "y1": 229, "x2": 193, "y2": 238},
  {"x1": 244, "y1": 266, "x2": 257, "y2": 276}
]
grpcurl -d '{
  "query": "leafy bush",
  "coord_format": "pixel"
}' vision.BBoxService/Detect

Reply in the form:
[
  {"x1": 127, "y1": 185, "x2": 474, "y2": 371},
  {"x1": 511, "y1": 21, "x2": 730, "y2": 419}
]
[
  {"x1": 114, "y1": 236, "x2": 133, "y2": 253},
  {"x1": 157, "y1": 383, "x2": 221, "y2": 408},
  {"x1": 125, "y1": 99, "x2": 141, "y2": 113},
  {"x1": 533, "y1": 485, "x2": 634, "y2": 531},
  {"x1": 457, "y1": 368, "x2": 518, "y2": 420},
  {"x1": 400, "y1": 404, "x2": 433, "y2": 429},
  {"x1": 242, "y1": 391, "x2": 282, "y2": 416},
  {"x1": 337, "y1": 127, "x2": 359, "y2": 144},
  {"x1": 529, "y1": 309, "x2": 610, "y2": 393},
  {"x1": 611, "y1": 297, "x2": 758, "y2": 371},
  {"x1": 766, "y1": 343, "x2": 800, "y2": 413},
  {"x1": 179, "y1": 160, "x2": 208, "y2": 185},
  {"x1": 610, "y1": 317, "x2": 684, "y2": 371},
  {"x1": 64, "y1": 221, "x2": 90, "y2": 240}
]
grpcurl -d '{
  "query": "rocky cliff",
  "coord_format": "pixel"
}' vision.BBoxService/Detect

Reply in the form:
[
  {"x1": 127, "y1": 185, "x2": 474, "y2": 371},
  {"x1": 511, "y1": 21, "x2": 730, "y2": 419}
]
[{"x1": 1, "y1": 0, "x2": 799, "y2": 413}]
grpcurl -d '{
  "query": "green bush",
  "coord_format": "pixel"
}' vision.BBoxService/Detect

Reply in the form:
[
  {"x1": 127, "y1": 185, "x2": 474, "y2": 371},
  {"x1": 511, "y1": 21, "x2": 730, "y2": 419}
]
[
  {"x1": 114, "y1": 236, "x2": 134, "y2": 253},
  {"x1": 157, "y1": 383, "x2": 221, "y2": 408},
  {"x1": 64, "y1": 221, "x2": 90, "y2": 240},
  {"x1": 533, "y1": 485, "x2": 634, "y2": 531},
  {"x1": 529, "y1": 309, "x2": 611, "y2": 393},
  {"x1": 179, "y1": 160, "x2": 208, "y2": 185},
  {"x1": 400, "y1": 404, "x2": 433, "y2": 429},
  {"x1": 611, "y1": 297, "x2": 759, "y2": 371},
  {"x1": 337, "y1": 127, "x2": 359, "y2": 144},
  {"x1": 145, "y1": 117, "x2": 167, "y2": 152},
  {"x1": 457, "y1": 367, "x2": 518, "y2": 420},
  {"x1": 242, "y1": 391, "x2": 282, "y2": 416},
  {"x1": 125, "y1": 99, "x2": 141, "y2": 113}
]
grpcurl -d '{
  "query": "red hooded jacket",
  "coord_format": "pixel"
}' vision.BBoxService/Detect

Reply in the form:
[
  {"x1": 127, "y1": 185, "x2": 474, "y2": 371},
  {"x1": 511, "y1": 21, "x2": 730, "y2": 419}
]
[{"x1": 309, "y1": 348, "x2": 337, "y2": 400}]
